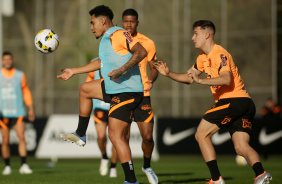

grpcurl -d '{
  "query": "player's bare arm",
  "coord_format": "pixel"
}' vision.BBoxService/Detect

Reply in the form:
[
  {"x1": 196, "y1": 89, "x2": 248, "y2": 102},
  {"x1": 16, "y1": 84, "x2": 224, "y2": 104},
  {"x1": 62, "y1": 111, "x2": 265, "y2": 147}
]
[
  {"x1": 153, "y1": 61, "x2": 193, "y2": 84},
  {"x1": 27, "y1": 105, "x2": 35, "y2": 122},
  {"x1": 191, "y1": 70, "x2": 231, "y2": 86},
  {"x1": 108, "y1": 42, "x2": 147, "y2": 79},
  {"x1": 145, "y1": 60, "x2": 159, "y2": 92},
  {"x1": 57, "y1": 58, "x2": 101, "y2": 80}
]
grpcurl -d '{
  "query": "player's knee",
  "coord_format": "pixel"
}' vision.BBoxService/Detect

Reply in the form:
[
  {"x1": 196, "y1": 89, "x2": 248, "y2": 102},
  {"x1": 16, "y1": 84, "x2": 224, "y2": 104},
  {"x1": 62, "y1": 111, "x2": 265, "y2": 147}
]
[
  {"x1": 234, "y1": 144, "x2": 245, "y2": 156},
  {"x1": 97, "y1": 134, "x2": 106, "y2": 142},
  {"x1": 2, "y1": 137, "x2": 9, "y2": 145},
  {"x1": 17, "y1": 134, "x2": 25, "y2": 142},
  {"x1": 108, "y1": 130, "x2": 116, "y2": 143},
  {"x1": 79, "y1": 83, "x2": 88, "y2": 95},
  {"x1": 142, "y1": 134, "x2": 153, "y2": 144},
  {"x1": 195, "y1": 131, "x2": 202, "y2": 142}
]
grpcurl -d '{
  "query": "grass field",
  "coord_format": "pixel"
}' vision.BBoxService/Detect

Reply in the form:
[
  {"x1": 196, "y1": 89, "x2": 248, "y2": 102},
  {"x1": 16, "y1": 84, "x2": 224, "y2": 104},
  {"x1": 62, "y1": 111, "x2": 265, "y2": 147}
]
[{"x1": 1, "y1": 155, "x2": 281, "y2": 184}]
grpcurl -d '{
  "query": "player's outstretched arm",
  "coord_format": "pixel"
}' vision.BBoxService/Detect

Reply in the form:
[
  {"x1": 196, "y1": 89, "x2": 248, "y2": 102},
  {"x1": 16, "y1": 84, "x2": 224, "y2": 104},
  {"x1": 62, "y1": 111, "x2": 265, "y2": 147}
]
[
  {"x1": 108, "y1": 42, "x2": 147, "y2": 79},
  {"x1": 57, "y1": 58, "x2": 101, "y2": 80},
  {"x1": 191, "y1": 70, "x2": 231, "y2": 86},
  {"x1": 153, "y1": 61, "x2": 193, "y2": 84}
]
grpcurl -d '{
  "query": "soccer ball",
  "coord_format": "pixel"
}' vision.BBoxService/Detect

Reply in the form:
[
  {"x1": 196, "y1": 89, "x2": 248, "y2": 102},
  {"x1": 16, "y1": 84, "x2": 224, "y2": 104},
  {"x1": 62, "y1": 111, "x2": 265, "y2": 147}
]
[
  {"x1": 235, "y1": 155, "x2": 248, "y2": 166},
  {"x1": 34, "y1": 29, "x2": 59, "y2": 53}
]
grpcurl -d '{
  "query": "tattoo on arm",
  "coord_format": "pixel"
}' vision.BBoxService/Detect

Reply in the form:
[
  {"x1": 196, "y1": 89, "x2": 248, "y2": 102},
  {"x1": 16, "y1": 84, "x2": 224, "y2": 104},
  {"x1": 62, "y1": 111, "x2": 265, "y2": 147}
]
[{"x1": 119, "y1": 42, "x2": 147, "y2": 73}]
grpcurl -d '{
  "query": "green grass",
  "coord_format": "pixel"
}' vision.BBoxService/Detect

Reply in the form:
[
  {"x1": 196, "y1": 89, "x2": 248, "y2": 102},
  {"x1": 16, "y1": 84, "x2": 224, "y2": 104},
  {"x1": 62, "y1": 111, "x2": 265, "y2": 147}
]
[{"x1": 1, "y1": 155, "x2": 281, "y2": 184}]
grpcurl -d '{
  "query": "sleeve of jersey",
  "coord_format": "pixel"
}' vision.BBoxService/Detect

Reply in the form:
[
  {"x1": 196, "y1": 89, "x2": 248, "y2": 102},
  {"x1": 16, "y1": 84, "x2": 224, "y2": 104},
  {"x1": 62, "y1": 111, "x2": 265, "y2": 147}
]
[
  {"x1": 147, "y1": 40, "x2": 157, "y2": 61},
  {"x1": 21, "y1": 73, "x2": 33, "y2": 106},
  {"x1": 193, "y1": 56, "x2": 204, "y2": 72},
  {"x1": 85, "y1": 72, "x2": 94, "y2": 82},
  {"x1": 216, "y1": 52, "x2": 231, "y2": 73},
  {"x1": 111, "y1": 30, "x2": 139, "y2": 51}
]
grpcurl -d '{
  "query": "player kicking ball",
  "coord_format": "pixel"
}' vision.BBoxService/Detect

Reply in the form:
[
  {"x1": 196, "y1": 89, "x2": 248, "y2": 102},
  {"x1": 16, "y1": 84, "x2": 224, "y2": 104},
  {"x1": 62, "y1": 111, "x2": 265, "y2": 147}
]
[
  {"x1": 86, "y1": 68, "x2": 118, "y2": 178},
  {"x1": 58, "y1": 5, "x2": 147, "y2": 184},
  {"x1": 153, "y1": 20, "x2": 272, "y2": 184}
]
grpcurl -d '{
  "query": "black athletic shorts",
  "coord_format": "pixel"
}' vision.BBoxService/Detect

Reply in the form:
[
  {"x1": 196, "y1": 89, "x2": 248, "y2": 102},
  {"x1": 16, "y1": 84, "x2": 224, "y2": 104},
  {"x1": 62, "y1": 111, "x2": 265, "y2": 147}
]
[
  {"x1": 0, "y1": 116, "x2": 24, "y2": 129},
  {"x1": 203, "y1": 97, "x2": 256, "y2": 135},
  {"x1": 101, "y1": 80, "x2": 144, "y2": 123},
  {"x1": 133, "y1": 96, "x2": 154, "y2": 123},
  {"x1": 93, "y1": 108, "x2": 109, "y2": 124}
]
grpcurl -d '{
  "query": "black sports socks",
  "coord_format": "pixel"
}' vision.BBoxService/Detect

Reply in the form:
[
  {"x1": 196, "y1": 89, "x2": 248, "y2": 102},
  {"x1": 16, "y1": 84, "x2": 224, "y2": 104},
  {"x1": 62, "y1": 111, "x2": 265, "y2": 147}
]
[
  {"x1": 143, "y1": 156, "x2": 151, "y2": 169},
  {"x1": 110, "y1": 162, "x2": 116, "y2": 168},
  {"x1": 21, "y1": 157, "x2": 26, "y2": 165},
  {"x1": 4, "y1": 158, "x2": 10, "y2": 166},
  {"x1": 252, "y1": 162, "x2": 265, "y2": 177},
  {"x1": 121, "y1": 161, "x2": 137, "y2": 183},
  {"x1": 206, "y1": 160, "x2": 221, "y2": 181},
  {"x1": 102, "y1": 153, "x2": 108, "y2": 160},
  {"x1": 75, "y1": 116, "x2": 90, "y2": 137}
]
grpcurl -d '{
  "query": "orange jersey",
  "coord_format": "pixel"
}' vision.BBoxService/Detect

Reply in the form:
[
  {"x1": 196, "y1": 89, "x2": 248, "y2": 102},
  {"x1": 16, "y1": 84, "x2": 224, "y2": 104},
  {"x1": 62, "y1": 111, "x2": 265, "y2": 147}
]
[
  {"x1": 1, "y1": 68, "x2": 33, "y2": 106},
  {"x1": 110, "y1": 29, "x2": 139, "y2": 55},
  {"x1": 111, "y1": 31, "x2": 157, "y2": 96},
  {"x1": 194, "y1": 44, "x2": 250, "y2": 102},
  {"x1": 133, "y1": 33, "x2": 157, "y2": 96},
  {"x1": 86, "y1": 70, "x2": 94, "y2": 82}
]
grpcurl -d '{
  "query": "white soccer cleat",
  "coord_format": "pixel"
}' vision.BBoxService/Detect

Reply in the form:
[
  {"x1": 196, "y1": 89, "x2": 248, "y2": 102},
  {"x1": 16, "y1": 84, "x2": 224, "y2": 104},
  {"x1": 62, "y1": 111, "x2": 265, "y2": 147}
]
[
  {"x1": 99, "y1": 159, "x2": 109, "y2": 176},
  {"x1": 2, "y1": 166, "x2": 12, "y2": 175},
  {"x1": 19, "y1": 163, "x2": 33, "y2": 174},
  {"x1": 109, "y1": 167, "x2": 117, "y2": 178},
  {"x1": 254, "y1": 171, "x2": 272, "y2": 184},
  {"x1": 60, "y1": 132, "x2": 86, "y2": 147},
  {"x1": 142, "y1": 167, "x2": 158, "y2": 184}
]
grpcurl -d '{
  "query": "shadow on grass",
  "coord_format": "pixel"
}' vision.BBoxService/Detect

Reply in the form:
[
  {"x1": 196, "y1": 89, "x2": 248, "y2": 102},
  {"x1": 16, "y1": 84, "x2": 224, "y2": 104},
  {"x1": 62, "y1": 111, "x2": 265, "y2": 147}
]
[
  {"x1": 159, "y1": 176, "x2": 232, "y2": 183},
  {"x1": 137, "y1": 172, "x2": 193, "y2": 177}
]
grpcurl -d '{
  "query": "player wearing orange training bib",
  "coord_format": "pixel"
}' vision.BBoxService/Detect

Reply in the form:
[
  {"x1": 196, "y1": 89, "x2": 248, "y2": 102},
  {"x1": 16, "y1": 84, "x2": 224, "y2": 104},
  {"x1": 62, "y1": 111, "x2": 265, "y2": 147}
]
[
  {"x1": 154, "y1": 20, "x2": 271, "y2": 184},
  {"x1": 0, "y1": 52, "x2": 35, "y2": 175},
  {"x1": 121, "y1": 9, "x2": 158, "y2": 184}
]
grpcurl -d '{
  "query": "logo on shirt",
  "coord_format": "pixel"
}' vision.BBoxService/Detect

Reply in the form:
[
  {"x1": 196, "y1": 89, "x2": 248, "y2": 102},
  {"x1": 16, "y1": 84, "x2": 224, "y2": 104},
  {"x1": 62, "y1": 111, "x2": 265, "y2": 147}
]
[
  {"x1": 221, "y1": 116, "x2": 231, "y2": 125},
  {"x1": 123, "y1": 32, "x2": 133, "y2": 44},
  {"x1": 141, "y1": 105, "x2": 152, "y2": 111},
  {"x1": 220, "y1": 54, "x2": 227, "y2": 67},
  {"x1": 242, "y1": 119, "x2": 252, "y2": 129}
]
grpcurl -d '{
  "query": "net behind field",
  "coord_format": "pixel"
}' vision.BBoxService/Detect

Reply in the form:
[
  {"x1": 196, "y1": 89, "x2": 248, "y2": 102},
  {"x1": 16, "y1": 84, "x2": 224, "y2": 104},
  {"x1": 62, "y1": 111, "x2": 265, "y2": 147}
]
[{"x1": 1, "y1": 0, "x2": 277, "y2": 117}]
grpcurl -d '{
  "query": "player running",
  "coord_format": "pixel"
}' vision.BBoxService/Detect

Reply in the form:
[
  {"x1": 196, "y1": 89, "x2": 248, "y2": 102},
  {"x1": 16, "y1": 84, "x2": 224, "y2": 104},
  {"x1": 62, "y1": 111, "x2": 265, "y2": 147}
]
[
  {"x1": 153, "y1": 20, "x2": 272, "y2": 184},
  {"x1": 0, "y1": 52, "x2": 35, "y2": 175},
  {"x1": 121, "y1": 9, "x2": 159, "y2": 184},
  {"x1": 57, "y1": 5, "x2": 147, "y2": 184},
  {"x1": 86, "y1": 68, "x2": 118, "y2": 178}
]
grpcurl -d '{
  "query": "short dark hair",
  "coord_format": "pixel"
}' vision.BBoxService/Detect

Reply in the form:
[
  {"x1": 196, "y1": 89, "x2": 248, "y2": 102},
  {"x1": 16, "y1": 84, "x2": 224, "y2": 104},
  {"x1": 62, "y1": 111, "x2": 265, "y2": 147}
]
[
  {"x1": 89, "y1": 5, "x2": 114, "y2": 21},
  {"x1": 122, "y1": 9, "x2": 138, "y2": 20},
  {"x1": 2, "y1": 51, "x2": 13, "y2": 57},
  {"x1": 192, "y1": 20, "x2": 216, "y2": 34}
]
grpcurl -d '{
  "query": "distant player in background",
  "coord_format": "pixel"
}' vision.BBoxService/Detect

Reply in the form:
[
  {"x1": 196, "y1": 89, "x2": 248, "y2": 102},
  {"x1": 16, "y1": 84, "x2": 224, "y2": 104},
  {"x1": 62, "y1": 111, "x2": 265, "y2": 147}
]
[
  {"x1": 122, "y1": 9, "x2": 158, "y2": 184},
  {"x1": 85, "y1": 65, "x2": 118, "y2": 178},
  {"x1": 154, "y1": 20, "x2": 272, "y2": 184},
  {"x1": 0, "y1": 52, "x2": 35, "y2": 175}
]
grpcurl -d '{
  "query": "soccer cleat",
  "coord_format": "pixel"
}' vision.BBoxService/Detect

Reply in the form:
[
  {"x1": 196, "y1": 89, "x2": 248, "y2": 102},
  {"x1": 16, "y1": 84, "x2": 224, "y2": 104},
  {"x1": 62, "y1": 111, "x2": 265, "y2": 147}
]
[
  {"x1": 124, "y1": 181, "x2": 139, "y2": 184},
  {"x1": 19, "y1": 163, "x2": 33, "y2": 174},
  {"x1": 99, "y1": 159, "x2": 109, "y2": 176},
  {"x1": 2, "y1": 166, "x2": 12, "y2": 175},
  {"x1": 109, "y1": 167, "x2": 117, "y2": 178},
  {"x1": 60, "y1": 132, "x2": 86, "y2": 147},
  {"x1": 206, "y1": 176, "x2": 225, "y2": 184},
  {"x1": 254, "y1": 171, "x2": 272, "y2": 184},
  {"x1": 142, "y1": 167, "x2": 158, "y2": 184}
]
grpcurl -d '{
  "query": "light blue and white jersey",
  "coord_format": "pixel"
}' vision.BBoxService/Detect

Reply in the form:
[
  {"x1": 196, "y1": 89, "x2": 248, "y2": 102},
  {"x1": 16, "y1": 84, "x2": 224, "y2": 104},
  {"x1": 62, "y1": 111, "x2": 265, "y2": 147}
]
[
  {"x1": 0, "y1": 69, "x2": 26, "y2": 117},
  {"x1": 99, "y1": 26, "x2": 143, "y2": 94}
]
